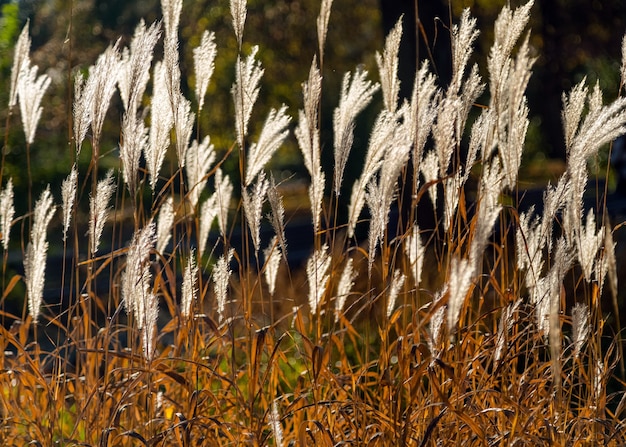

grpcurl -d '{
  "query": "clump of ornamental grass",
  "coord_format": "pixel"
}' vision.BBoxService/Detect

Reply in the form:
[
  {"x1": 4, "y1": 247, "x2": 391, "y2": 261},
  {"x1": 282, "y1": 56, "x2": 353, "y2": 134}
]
[{"x1": 2, "y1": 0, "x2": 626, "y2": 445}]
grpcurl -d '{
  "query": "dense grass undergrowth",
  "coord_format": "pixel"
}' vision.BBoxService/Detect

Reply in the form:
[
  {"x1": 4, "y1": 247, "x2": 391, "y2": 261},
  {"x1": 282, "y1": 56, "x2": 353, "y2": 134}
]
[{"x1": 1, "y1": 0, "x2": 626, "y2": 445}]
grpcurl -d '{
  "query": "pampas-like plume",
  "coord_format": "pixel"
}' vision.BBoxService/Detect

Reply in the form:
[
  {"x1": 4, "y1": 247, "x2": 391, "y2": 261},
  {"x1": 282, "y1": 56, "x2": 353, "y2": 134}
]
[
  {"x1": 335, "y1": 257, "x2": 356, "y2": 322},
  {"x1": 387, "y1": 269, "x2": 405, "y2": 318},
  {"x1": 572, "y1": 302, "x2": 589, "y2": 359},
  {"x1": 405, "y1": 224, "x2": 425, "y2": 288},
  {"x1": 270, "y1": 400, "x2": 284, "y2": 447},
  {"x1": 161, "y1": 0, "x2": 182, "y2": 42},
  {"x1": 446, "y1": 257, "x2": 474, "y2": 333},
  {"x1": 9, "y1": 21, "x2": 30, "y2": 109},
  {"x1": 215, "y1": 168, "x2": 233, "y2": 237},
  {"x1": 61, "y1": 166, "x2": 77, "y2": 242},
  {"x1": 263, "y1": 236, "x2": 281, "y2": 297},
  {"x1": 24, "y1": 187, "x2": 56, "y2": 323},
  {"x1": 0, "y1": 179, "x2": 14, "y2": 251},
  {"x1": 17, "y1": 64, "x2": 51, "y2": 144},
  {"x1": 316, "y1": 0, "x2": 333, "y2": 61},
  {"x1": 578, "y1": 209, "x2": 603, "y2": 283},
  {"x1": 120, "y1": 113, "x2": 147, "y2": 195},
  {"x1": 230, "y1": 0, "x2": 247, "y2": 48},
  {"x1": 307, "y1": 244, "x2": 331, "y2": 315},
  {"x1": 420, "y1": 150, "x2": 439, "y2": 209},
  {"x1": 199, "y1": 195, "x2": 218, "y2": 256},
  {"x1": 185, "y1": 136, "x2": 216, "y2": 209},
  {"x1": 267, "y1": 176, "x2": 288, "y2": 260},
  {"x1": 246, "y1": 105, "x2": 291, "y2": 186},
  {"x1": 174, "y1": 94, "x2": 195, "y2": 168},
  {"x1": 73, "y1": 73, "x2": 92, "y2": 155},
  {"x1": 333, "y1": 67, "x2": 380, "y2": 196},
  {"x1": 376, "y1": 17, "x2": 402, "y2": 113},
  {"x1": 156, "y1": 196, "x2": 174, "y2": 255},
  {"x1": 214, "y1": 248, "x2": 234, "y2": 323},
  {"x1": 146, "y1": 62, "x2": 174, "y2": 191},
  {"x1": 242, "y1": 172, "x2": 269, "y2": 253},
  {"x1": 232, "y1": 46, "x2": 264, "y2": 150},
  {"x1": 194, "y1": 30, "x2": 217, "y2": 112},
  {"x1": 118, "y1": 20, "x2": 161, "y2": 114},
  {"x1": 182, "y1": 249, "x2": 198, "y2": 319},
  {"x1": 89, "y1": 170, "x2": 116, "y2": 255}
]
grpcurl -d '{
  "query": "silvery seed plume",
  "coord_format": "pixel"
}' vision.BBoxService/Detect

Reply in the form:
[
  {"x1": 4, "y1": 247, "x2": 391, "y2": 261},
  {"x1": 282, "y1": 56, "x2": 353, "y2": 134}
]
[
  {"x1": 376, "y1": 17, "x2": 402, "y2": 113},
  {"x1": 578, "y1": 209, "x2": 602, "y2": 283},
  {"x1": 366, "y1": 180, "x2": 384, "y2": 274},
  {"x1": 147, "y1": 61, "x2": 174, "y2": 191},
  {"x1": 333, "y1": 67, "x2": 380, "y2": 195},
  {"x1": 214, "y1": 248, "x2": 234, "y2": 323},
  {"x1": 309, "y1": 169, "x2": 326, "y2": 236},
  {"x1": 24, "y1": 187, "x2": 56, "y2": 323},
  {"x1": 199, "y1": 194, "x2": 218, "y2": 256},
  {"x1": 263, "y1": 236, "x2": 281, "y2": 297},
  {"x1": 193, "y1": 30, "x2": 217, "y2": 112},
  {"x1": 420, "y1": 150, "x2": 439, "y2": 209},
  {"x1": 230, "y1": 0, "x2": 247, "y2": 48},
  {"x1": 316, "y1": 0, "x2": 333, "y2": 60},
  {"x1": 387, "y1": 269, "x2": 405, "y2": 318},
  {"x1": 443, "y1": 172, "x2": 461, "y2": 233},
  {"x1": 446, "y1": 257, "x2": 474, "y2": 333},
  {"x1": 267, "y1": 175, "x2": 288, "y2": 260},
  {"x1": 141, "y1": 290, "x2": 159, "y2": 360},
  {"x1": 182, "y1": 249, "x2": 198, "y2": 319},
  {"x1": 493, "y1": 1, "x2": 534, "y2": 65},
  {"x1": 161, "y1": 0, "x2": 182, "y2": 42},
  {"x1": 405, "y1": 224, "x2": 425, "y2": 289},
  {"x1": 156, "y1": 196, "x2": 174, "y2": 255},
  {"x1": 215, "y1": 168, "x2": 233, "y2": 237},
  {"x1": 428, "y1": 290, "x2": 446, "y2": 356},
  {"x1": 120, "y1": 113, "x2": 148, "y2": 195},
  {"x1": 17, "y1": 64, "x2": 51, "y2": 144},
  {"x1": 87, "y1": 41, "x2": 122, "y2": 152},
  {"x1": 433, "y1": 96, "x2": 462, "y2": 177},
  {"x1": 246, "y1": 105, "x2": 291, "y2": 186},
  {"x1": 0, "y1": 179, "x2": 15, "y2": 251},
  {"x1": 121, "y1": 222, "x2": 156, "y2": 317},
  {"x1": 232, "y1": 46, "x2": 264, "y2": 150},
  {"x1": 118, "y1": 20, "x2": 161, "y2": 114},
  {"x1": 174, "y1": 94, "x2": 195, "y2": 168},
  {"x1": 516, "y1": 206, "x2": 545, "y2": 291},
  {"x1": 494, "y1": 300, "x2": 520, "y2": 364},
  {"x1": 73, "y1": 72, "x2": 92, "y2": 155},
  {"x1": 296, "y1": 59, "x2": 322, "y2": 177},
  {"x1": 242, "y1": 172, "x2": 269, "y2": 253},
  {"x1": 89, "y1": 170, "x2": 116, "y2": 255},
  {"x1": 335, "y1": 257, "x2": 356, "y2": 322},
  {"x1": 270, "y1": 400, "x2": 284, "y2": 447},
  {"x1": 449, "y1": 9, "x2": 479, "y2": 95},
  {"x1": 307, "y1": 244, "x2": 331, "y2": 315},
  {"x1": 9, "y1": 21, "x2": 30, "y2": 109},
  {"x1": 561, "y1": 79, "x2": 588, "y2": 152},
  {"x1": 185, "y1": 136, "x2": 216, "y2": 209},
  {"x1": 571, "y1": 302, "x2": 589, "y2": 359},
  {"x1": 61, "y1": 166, "x2": 77, "y2": 242}
]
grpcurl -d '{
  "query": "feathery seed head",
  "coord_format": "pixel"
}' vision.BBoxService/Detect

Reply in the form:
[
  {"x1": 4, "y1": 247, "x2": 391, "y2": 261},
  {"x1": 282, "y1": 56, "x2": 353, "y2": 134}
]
[
  {"x1": 9, "y1": 21, "x2": 31, "y2": 109},
  {"x1": 405, "y1": 224, "x2": 425, "y2": 288},
  {"x1": 89, "y1": 170, "x2": 116, "y2": 255},
  {"x1": 199, "y1": 195, "x2": 218, "y2": 256},
  {"x1": 214, "y1": 248, "x2": 235, "y2": 323},
  {"x1": 193, "y1": 30, "x2": 217, "y2": 112},
  {"x1": 182, "y1": 249, "x2": 198, "y2": 319},
  {"x1": 0, "y1": 179, "x2": 15, "y2": 251},
  {"x1": 17, "y1": 64, "x2": 51, "y2": 144},
  {"x1": 387, "y1": 269, "x2": 405, "y2": 318},
  {"x1": 185, "y1": 136, "x2": 216, "y2": 209},
  {"x1": 316, "y1": 0, "x2": 333, "y2": 60},
  {"x1": 61, "y1": 166, "x2": 78, "y2": 242},
  {"x1": 147, "y1": 61, "x2": 174, "y2": 190},
  {"x1": 446, "y1": 257, "x2": 474, "y2": 333},
  {"x1": 376, "y1": 17, "x2": 402, "y2": 112},
  {"x1": 571, "y1": 302, "x2": 589, "y2": 359},
  {"x1": 156, "y1": 196, "x2": 175, "y2": 255},
  {"x1": 306, "y1": 244, "x2": 331, "y2": 315},
  {"x1": 215, "y1": 168, "x2": 233, "y2": 237},
  {"x1": 263, "y1": 236, "x2": 282, "y2": 297},
  {"x1": 122, "y1": 222, "x2": 156, "y2": 317},
  {"x1": 267, "y1": 176, "x2": 288, "y2": 260},
  {"x1": 230, "y1": 0, "x2": 247, "y2": 48},
  {"x1": 242, "y1": 172, "x2": 269, "y2": 253},
  {"x1": 335, "y1": 257, "x2": 356, "y2": 322},
  {"x1": 232, "y1": 46, "x2": 264, "y2": 150}
]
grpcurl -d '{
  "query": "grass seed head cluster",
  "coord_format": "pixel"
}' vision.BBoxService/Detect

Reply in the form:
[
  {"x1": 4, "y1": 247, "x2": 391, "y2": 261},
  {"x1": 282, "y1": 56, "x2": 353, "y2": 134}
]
[{"x1": 1, "y1": 0, "x2": 626, "y2": 445}]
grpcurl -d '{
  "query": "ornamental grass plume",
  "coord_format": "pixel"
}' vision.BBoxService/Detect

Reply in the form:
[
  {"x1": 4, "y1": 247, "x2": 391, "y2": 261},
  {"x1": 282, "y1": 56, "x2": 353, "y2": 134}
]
[
  {"x1": 199, "y1": 195, "x2": 218, "y2": 256},
  {"x1": 232, "y1": 46, "x2": 263, "y2": 150},
  {"x1": 181, "y1": 249, "x2": 198, "y2": 318},
  {"x1": 24, "y1": 187, "x2": 56, "y2": 323},
  {"x1": 306, "y1": 244, "x2": 331, "y2": 315},
  {"x1": 193, "y1": 29, "x2": 217, "y2": 112},
  {"x1": 316, "y1": 0, "x2": 333, "y2": 61},
  {"x1": 230, "y1": 0, "x2": 247, "y2": 48},
  {"x1": 386, "y1": 269, "x2": 405, "y2": 318},
  {"x1": 156, "y1": 196, "x2": 174, "y2": 255},
  {"x1": 242, "y1": 172, "x2": 269, "y2": 253},
  {"x1": 376, "y1": 17, "x2": 402, "y2": 113},
  {"x1": 405, "y1": 224, "x2": 425, "y2": 289},
  {"x1": 61, "y1": 166, "x2": 77, "y2": 242},
  {"x1": 215, "y1": 168, "x2": 233, "y2": 237},
  {"x1": 572, "y1": 302, "x2": 590, "y2": 359},
  {"x1": 17, "y1": 64, "x2": 51, "y2": 145},
  {"x1": 185, "y1": 136, "x2": 216, "y2": 209},
  {"x1": 0, "y1": 179, "x2": 14, "y2": 251},
  {"x1": 89, "y1": 170, "x2": 116, "y2": 255},
  {"x1": 446, "y1": 257, "x2": 474, "y2": 333},
  {"x1": 263, "y1": 236, "x2": 281, "y2": 297},
  {"x1": 147, "y1": 61, "x2": 174, "y2": 191},
  {"x1": 267, "y1": 176, "x2": 287, "y2": 259},
  {"x1": 214, "y1": 248, "x2": 234, "y2": 323},
  {"x1": 335, "y1": 257, "x2": 356, "y2": 322},
  {"x1": 9, "y1": 21, "x2": 31, "y2": 109}
]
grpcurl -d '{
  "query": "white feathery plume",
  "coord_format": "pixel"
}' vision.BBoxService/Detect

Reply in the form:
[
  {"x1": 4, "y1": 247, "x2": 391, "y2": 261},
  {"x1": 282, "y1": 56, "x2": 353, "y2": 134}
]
[
  {"x1": 232, "y1": 46, "x2": 264, "y2": 150},
  {"x1": 9, "y1": 21, "x2": 30, "y2": 109},
  {"x1": 443, "y1": 172, "x2": 461, "y2": 233},
  {"x1": 561, "y1": 79, "x2": 588, "y2": 153},
  {"x1": 296, "y1": 58, "x2": 322, "y2": 176},
  {"x1": 87, "y1": 42, "x2": 122, "y2": 151},
  {"x1": 174, "y1": 94, "x2": 195, "y2": 168},
  {"x1": 89, "y1": 170, "x2": 116, "y2": 255},
  {"x1": 420, "y1": 150, "x2": 439, "y2": 209},
  {"x1": 214, "y1": 248, "x2": 234, "y2": 323},
  {"x1": 578, "y1": 209, "x2": 602, "y2": 283},
  {"x1": 121, "y1": 222, "x2": 156, "y2": 315},
  {"x1": 376, "y1": 17, "x2": 402, "y2": 113},
  {"x1": 366, "y1": 180, "x2": 384, "y2": 273},
  {"x1": 242, "y1": 172, "x2": 269, "y2": 253},
  {"x1": 141, "y1": 290, "x2": 159, "y2": 360},
  {"x1": 0, "y1": 179, "x2": 15, "y2": 251},
  {"x1": 387, "y1": 269, "x2": 405, "y2": 318},
  {"x1": 246, "y1": 105, "x2": 291, "y2": 186},
  {"x1": 263, "y1": 236, "x2": 282, "y2": 297},
  {"x1": 118, "y1": 20, "x2": 161, "y2": 114},
  {"x1": 161, "y1": 0, "x2": 182, "y2": 42},
  {"x1": 199, "y1": 195, "x2": 218, "y2": 255},
  {"x1": 333, "y1": 67, "x2": 380, "y2": 195},
  {"x1": 571, "y1": 302, "x2": 589, "y2": 359},
  {"x1": 309, "y1": 168, "x2": 326, "y2": 236},
  {"x1": 215, "y1": 168, "x2": 233, "y2": 237},
  {"x1": 494, "y1": 300, "x2": 520, "y2": 364},
  {"x1": 446, "y1": 257, "x2": 474, "y2": 333},
  {"x1": 182, "y1": 249, "x2": 198, "y2": 319},
  {"x1": 147, "y1": 61, "x2": 174, "y2": 191},
  {"x1": 335, "y1": 257, "x2": 356, "y2": 322},
  {"x1": 449, "y1": 8, "x2": 480, "y2": 96},
  {"x1": 73, "y1": 73, "x2": 92, "y2": 155},
  {"x1": 405, "y1": 224, "x2": 425, "y2": 289},
  {"x1": 24, "y1": 187, "x2": 56, "y2": 323},
  {"x1": 432, "y1": 96, "x2": 462, "y2": 177},
  {"x1": 17, "y1": 64, "x2": 51, "y2": 144},
  {"x1": 516, "y1": 207, "x2": 545, "y2": 291},
  {"x1": 156, "y1": 196, "x2": 174, "y2": 255},
  {"x1": 185, "y1": 136, "x2": 216, "y2": 209},
  {"x1": 193, "y1": 30, "x2": 217, "y2": 112},
  {"x1": 428, "y1": 290, "x2": 446, "y2": 356},
  {"x1": 267, "y1": 176, "x2": 288, "y2": 259},
  {"x1": 270, "y1": 400, "x2": 284, "y2": 447},
  {"x1": 306, "y1": 244, "x2": 331, "y2": 315},
  {"x1": 230, "y1": 0, "x2": 247, "y2": 48},
  {"x1": 120, "y1": 113, "x2": 148, "y2": 195},
  {"x1": 316, "y1": 0, "x2": 333, "y2": 61},
  {"x1": 61, "y1": 166, "x2": 77, "y2": 242}
]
